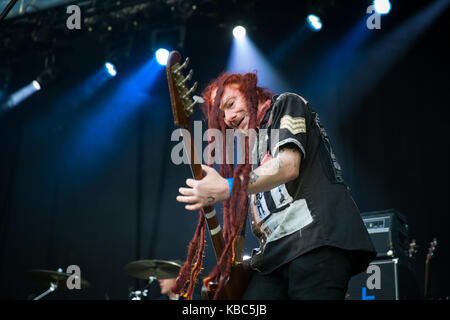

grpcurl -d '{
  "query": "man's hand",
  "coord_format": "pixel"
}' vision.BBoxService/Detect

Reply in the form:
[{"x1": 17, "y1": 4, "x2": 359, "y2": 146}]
[
  {"x1": 176, "y1": 147, "x2": 301, "y2": 210},
  {"x1": 176, "y1": 165, "x2": 230, "y2": 211}
]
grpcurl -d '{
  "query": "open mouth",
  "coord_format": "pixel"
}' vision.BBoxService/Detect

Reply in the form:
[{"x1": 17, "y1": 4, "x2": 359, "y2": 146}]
[{"x1": 236, "y1": 117, "x2": 244, "y2": 128}]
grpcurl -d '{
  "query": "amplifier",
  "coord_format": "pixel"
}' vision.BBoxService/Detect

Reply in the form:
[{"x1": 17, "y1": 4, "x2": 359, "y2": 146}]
[
  {"x1": 346, "y1": 258, "x2": 420, "y2": 300},
  {"x1": 361, "y1": 209, "x2": 410, "y2": 259}
]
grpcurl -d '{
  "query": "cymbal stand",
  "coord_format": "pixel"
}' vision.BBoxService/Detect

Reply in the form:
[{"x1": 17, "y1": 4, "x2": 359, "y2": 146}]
[
  {"x1": 129, "y1": 276, "x2": 156, "y2": 300},
  {"x1": 33, "y1": 282, "x2": 58, "y2": 300}
]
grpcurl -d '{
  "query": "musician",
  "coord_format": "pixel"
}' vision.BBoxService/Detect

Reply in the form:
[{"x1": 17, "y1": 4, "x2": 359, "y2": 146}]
[
  {"x1": 159, "y1": 277, "x2": 180, "y2": 300},
  {"x1": 176, "y1": 72, "x2": 376, "y2": 299}
]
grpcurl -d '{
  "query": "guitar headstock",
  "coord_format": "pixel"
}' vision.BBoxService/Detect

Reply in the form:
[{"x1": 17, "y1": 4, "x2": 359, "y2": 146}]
[
  {"x1": 426, "y1": 237, "x2": 438, "y2": 264},
  {"x1": 408, "y1": 238, "x2": 418, "y2": 259},
  {"x1": 166, "y1": 51, "x2": 203, "y2": 128}
]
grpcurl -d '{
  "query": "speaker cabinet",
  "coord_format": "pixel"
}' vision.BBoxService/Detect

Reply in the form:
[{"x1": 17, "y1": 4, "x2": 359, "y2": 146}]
[{"x1": 346, "y1": 258, "x2": 420, "y2": 300}]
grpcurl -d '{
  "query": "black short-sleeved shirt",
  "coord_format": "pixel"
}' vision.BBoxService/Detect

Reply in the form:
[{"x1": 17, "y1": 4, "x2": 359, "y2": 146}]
[{"x1": 248, "y1": 93, "x2": 376, "y2": 275}]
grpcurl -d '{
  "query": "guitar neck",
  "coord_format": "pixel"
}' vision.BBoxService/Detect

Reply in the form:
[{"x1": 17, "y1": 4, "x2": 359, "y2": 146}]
[
  {"x1": 182, "y1": 126, "x2": 226, "y2": 261},
  {"x1": 165, "y1": 50, "x2": 228, "y2": 267}
]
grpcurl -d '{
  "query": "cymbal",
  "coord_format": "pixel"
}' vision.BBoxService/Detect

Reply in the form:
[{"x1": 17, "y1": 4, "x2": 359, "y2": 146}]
[
  {"x1": 26, "y1": 269, "x2": 90, "y2": 289},
  {"x1": 124, "y1": 259, "x2": 182, "y2": 280}
]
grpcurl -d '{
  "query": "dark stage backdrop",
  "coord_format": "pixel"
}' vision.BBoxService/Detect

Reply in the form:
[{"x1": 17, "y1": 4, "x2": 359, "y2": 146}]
[{"x1": 0, "y1": 2, "x2": 449, "y2": 300}]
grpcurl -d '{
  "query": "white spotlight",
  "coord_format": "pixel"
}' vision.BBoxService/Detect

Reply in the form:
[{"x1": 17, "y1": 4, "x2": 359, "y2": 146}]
[
  {"x1": 233, "y1": 26, "x2": 246, "y2": 39},
  {"x1": 2, "y1": 81, "x2": 41, "y2": 110},
  {"x1": 374, "y1": 0, "x2": 391, "y2": 15},
  {"x1": 32, "y1": 80, "x2": 41, "y2": 91},
  {"x1": 104, "y1": 62, "x2": 117, "y2": 77},
  {"x1": 155, "y1": 48, "x2": 170, "y2": 66},
  {"x1": 307, "y1": 14, "x2": 322, "y2": 31}
]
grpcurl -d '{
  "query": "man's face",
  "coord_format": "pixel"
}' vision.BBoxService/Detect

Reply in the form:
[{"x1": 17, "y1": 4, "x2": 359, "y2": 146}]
[
  {"x1": 158, "y1": 278, "x2": 176, "y2": 295},
  {"x1": 212, "y1": 84, "x2": 249, "y2": 131}
]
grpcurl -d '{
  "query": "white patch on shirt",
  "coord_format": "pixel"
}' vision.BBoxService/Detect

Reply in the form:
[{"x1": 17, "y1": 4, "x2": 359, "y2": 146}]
[
  {"x1": 252, "y1": 192, "x2": 271, "y2": 221},
  {"x1": 264, "y1": 198, "x2": 313, "y2": 246},
  {"x1": 270, "y1": 184, "x2": 293, "y2": 208}
]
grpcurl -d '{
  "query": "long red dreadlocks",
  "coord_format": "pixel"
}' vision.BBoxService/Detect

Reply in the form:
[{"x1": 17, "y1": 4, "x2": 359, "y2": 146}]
[{"x1": 172, "y1": 72, "x2": 272, "y2": 299}]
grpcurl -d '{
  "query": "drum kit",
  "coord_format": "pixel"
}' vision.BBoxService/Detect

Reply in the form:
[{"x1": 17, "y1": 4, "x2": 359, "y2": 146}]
[
  {"x1": 26, "y1": 268, "x2": 90, "y2": 300},
  {"x1": 26, "y1": 260, "x2": 182, "y2": 300},
  {"x1": 124, "y1": 259, "x2": 182, "y2": 300}
]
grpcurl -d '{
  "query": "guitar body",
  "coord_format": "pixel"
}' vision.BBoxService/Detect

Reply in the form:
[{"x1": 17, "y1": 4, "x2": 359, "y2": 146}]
[{"x1": 201, "y1": 262, "x2": 251, "y2": 300}]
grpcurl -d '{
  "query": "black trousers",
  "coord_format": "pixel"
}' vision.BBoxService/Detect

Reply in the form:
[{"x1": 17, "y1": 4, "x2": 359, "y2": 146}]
[{"x1": 242, "y1": 246, "x2": 354, "y2": 300}]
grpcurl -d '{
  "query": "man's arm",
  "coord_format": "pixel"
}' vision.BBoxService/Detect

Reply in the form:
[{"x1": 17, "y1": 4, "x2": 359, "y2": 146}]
[
  {"x1": 176, "y1": 146, "x2": 301, "y2": 211},
  {"x1": 246, "y1": 147, "x2": 301, "y2": 195}
]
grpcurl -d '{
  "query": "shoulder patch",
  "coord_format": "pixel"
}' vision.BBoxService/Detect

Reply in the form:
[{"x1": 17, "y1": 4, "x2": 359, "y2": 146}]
[{"x1": 280, "y1": 115, "x2": 306, "y2": 135}]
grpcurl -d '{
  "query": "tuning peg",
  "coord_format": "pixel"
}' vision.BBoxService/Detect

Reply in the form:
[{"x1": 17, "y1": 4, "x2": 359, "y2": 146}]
[
  {"x1": 177, "y1": 69, "x2": 194, "y2": 87},
  {"x1": 186, "y1": 69, "x2": 193, "y2": 81},
  {"x1": 173, "y1": 57, "x2": 190, "y2": 74},
  {"x1": 183, "y1": 81, "x2": 198, "y2": 99},
  {"x1": 193, "y1": 95, "x2": 205, "y2": 104},
  {"x1": 185, "y1": 106, "x2": 194, "y2": 116},
  {"x1": 185, "y1": 95, "x2": 204, "y2": 114}
]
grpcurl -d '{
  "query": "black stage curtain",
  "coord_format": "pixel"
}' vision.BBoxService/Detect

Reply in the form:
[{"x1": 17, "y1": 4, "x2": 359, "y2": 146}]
[{"x1": 0, "y1": 4, "x2": 448, "y2": 300}]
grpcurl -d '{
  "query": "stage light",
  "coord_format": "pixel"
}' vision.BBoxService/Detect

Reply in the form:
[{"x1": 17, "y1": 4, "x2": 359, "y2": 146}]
[
  {"x1": 32, "y1": 80, "x2": 41, "y2": 91},
  {"x1": 228, "y1": 27, "x2": 290, "y2": 94},
  {"x1": 35, "y1": 67, "x2": 56, "y2": 89},
  {"x1": 63, "y1": 57, "x2": 163, "y2": 177},
  {"x1": 307, "y1": 14, "x2": 322, "y2": 31},
  {"x1": 104, "y1": 62, "x2": 117, "y2": 77},
  {"x1": 155, "y1": 48, "x2": 169, "y2": 66},
  {"x1": 232, "y1": 26, "x2": 246, "y2": 39},
  {"x1": 1, "y1": 80, "x2": 41, "y2": 111},
  {"x1": 374, "y1": 0, "x2": 391, "y2": 15}
]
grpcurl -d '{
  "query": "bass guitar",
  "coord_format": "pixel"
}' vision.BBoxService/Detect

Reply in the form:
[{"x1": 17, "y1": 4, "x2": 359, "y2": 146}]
[{"x1": 165, "y1": 51, "x2": 249, "y2": 300}]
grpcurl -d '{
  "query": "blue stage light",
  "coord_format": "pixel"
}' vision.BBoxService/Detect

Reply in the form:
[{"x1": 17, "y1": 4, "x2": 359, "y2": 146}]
[
  {"x1": 155, "y1": 48, "x2": 169, "y2": 66},
  {"x1": 374, "y1": 0, "x2": 391, "y2": 15},
  {"x1": 63, "y1": 57, "x2": 163, "y2": 179},
  {"x1": 104, "y1": 62, "x2": 117, "y2": 77},
  {"x1": 307, "y1": 14, "x2": 322, "y2": 31},
  {"x1": 232, "y1": 26, "x2": 246, "y2": 39}
]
